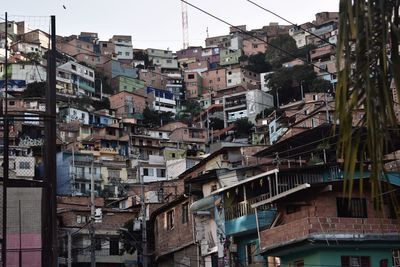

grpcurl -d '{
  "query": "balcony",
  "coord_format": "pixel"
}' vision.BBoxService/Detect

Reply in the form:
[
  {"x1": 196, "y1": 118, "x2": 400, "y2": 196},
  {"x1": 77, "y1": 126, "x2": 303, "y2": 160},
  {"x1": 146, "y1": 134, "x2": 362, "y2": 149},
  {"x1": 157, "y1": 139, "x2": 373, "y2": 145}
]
[
  {"x1": 224, "y1": 193, "x2": 276, "y2": 235},
  {"x1": 79, "y1": 81, "x2": 95, "y2": 93},
  {"x1": 260, "y1": 216, "x2": 400, "y2": 252}
]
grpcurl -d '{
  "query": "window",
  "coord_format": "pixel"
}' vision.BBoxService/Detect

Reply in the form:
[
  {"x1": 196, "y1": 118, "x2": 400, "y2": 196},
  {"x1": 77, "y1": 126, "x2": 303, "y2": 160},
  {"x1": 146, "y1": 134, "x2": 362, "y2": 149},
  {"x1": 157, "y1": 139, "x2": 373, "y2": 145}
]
[
  {"x1": 166, "y1": 210, "x2": 174, "y2": 230},
  {"x1": 19, "y1": 162, "x2": 30, "y2": 169},
  {"x1": 143, "y1": 168, "x2": 149, "y2": 176},
  {"x1": 228, "y1": 79, "x2": 232, "y2": 83},
  {"x1": 109, "y1": 238, "x2": 119, "y2": 255},
  {"x1": 166, "y1": 59, "x2": 172, "y2": 63},
  {"x1": 228, "y1": 71, "x2": 232, "y2": 75},
  {"x1": 109, "y1": 170, "x2": 120, "y2": 179},
  {"x1": 188, "y1": 74, "x2": 195, "y2": 79},
  {"x1": 157, "y1": 169, "x2": 166, "y2": 178},
  {"x1": 76, "y1": 215, "x2": 87, "y2": 224},
  {"x1": 171, "y1": 153, "x2": 176, "y2": 158},
  {"x1": 337, "y1": 198, "x2": 367, "y2": 218},
  {"x1": 246, "y1": 242, "x2": 257, "y2": 265},
  {"x1": 182, "y1": 202, "x2": 189, "y2": 224},
  {"x1": 71, "y1": 64, "x2": 76, "y2": 70},
  {"x1": 341, "y1": 256, "x2": 370, "y2": 267},
  {"x1": 118, "y1": 51, "x2": 122, "y2": 55},
  {"x1": 125, "y1": 52, "x2": 130, "y2": 56}
]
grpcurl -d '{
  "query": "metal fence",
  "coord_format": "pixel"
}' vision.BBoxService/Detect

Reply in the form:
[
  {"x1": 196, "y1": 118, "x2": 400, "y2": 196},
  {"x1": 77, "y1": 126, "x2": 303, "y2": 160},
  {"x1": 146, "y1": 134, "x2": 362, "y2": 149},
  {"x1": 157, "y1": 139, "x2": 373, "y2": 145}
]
[{"x1": 0, "y1": 13, "x2": 57, "y2": 267}]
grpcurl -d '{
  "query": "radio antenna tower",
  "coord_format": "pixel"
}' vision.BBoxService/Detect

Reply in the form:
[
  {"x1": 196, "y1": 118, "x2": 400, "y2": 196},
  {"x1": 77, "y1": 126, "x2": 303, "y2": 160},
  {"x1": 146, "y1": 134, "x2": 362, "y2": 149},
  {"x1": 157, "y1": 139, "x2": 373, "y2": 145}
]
[{"x1": 181, "y1": 1, "x2": 189, "y2": 49}]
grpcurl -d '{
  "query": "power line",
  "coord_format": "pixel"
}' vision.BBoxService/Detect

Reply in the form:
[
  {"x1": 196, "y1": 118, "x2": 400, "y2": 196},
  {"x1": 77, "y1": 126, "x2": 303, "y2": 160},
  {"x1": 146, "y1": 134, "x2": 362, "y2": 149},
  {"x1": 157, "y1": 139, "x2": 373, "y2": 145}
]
[
  {"x1": 181, "y1": 0, "x2": 336, "y2": 76},
  {"x1": 245, "y1": 0, "x2": 336, "y2": 47}
]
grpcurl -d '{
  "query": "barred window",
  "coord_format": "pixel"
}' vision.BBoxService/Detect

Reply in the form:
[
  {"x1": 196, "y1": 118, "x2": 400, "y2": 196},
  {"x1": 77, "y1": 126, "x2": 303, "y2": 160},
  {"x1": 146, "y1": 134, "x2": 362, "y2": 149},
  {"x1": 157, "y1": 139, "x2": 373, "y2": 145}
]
[{"x1": 336, "y1": 198, "x2": 367, "y2": 218}]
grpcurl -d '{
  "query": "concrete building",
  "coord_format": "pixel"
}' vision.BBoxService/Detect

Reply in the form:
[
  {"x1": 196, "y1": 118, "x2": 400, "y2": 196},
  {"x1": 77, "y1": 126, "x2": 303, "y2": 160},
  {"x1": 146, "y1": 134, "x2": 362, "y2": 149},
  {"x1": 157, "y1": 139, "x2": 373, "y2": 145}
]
[
  {"x1": 59, "y1": 106, "x2": 89, "y2": 125},
  {"x1": 147, "y1": 48, "x2": 178, "y2": 69},
  {"x1": 260, "y1": 72, "x2": 274, "y2": 92},
  {"x1": 20, "y1": 29, "x2": 50, "y2": 50},
  {"x1": 176, "y1": 46, "x2": 203, "y2": 64},
  {"x1": 111, "y1": 35, "x2": 133, "y2": 60},
  {"x1": 0, "y1": 62, "x2": 47, "y2": 92},
  {"x1": 146, "y1": 87, "x2": 177, "y2": 114},
  {"x1": 57, "y1": 60, "x2": 95, "y2": 97},
  {"x1": 56, "y1": 152, "x2": 102, "y2": 196},
  {"x1": 226, "y1": 67, "x2": 260, "y2": 88},
  {"x1": 201, "y1": 47, "x2": 220, "y2": 66},
  {"x1": 219, "y1": 48, "x2": 242, "y2": 66},
  {"x1": 110, "y1": 75, "x2": 146, "y2": 93},
  {"x1": 221, "y1": 89, "x2": 274, "y2": 125}
]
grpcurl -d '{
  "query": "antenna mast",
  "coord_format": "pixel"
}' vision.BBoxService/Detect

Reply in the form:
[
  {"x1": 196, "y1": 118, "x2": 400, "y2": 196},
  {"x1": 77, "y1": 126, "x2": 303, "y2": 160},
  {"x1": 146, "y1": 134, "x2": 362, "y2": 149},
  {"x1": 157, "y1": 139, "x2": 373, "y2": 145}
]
[{"x1": 181, "y1": 2, "x2": 189, "y2": 49}]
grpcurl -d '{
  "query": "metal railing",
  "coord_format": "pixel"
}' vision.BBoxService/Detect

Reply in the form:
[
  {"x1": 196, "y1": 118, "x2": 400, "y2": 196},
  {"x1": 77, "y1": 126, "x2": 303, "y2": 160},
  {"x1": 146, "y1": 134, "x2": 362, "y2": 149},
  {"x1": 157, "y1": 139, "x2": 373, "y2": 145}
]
[{"x1": 225, "y1": 193, "x2": 270, "y2": 220}]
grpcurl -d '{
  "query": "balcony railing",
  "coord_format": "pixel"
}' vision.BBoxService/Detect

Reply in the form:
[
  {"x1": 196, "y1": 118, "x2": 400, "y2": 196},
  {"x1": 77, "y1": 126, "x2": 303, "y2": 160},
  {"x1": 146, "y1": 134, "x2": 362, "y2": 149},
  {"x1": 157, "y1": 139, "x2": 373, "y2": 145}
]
[
  {"x1": 225, "y1": 193, "x2": 270, "y2": 220},
  {"x1": 270, "y1": 165, "x2": 342, "y2": 197}
]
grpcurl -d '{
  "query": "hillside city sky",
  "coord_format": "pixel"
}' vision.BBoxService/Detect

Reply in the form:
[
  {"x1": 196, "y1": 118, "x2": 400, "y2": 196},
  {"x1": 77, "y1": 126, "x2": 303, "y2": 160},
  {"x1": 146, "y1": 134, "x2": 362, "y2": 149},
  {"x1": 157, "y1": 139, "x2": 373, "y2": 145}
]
[{"x1": 2, "y1": 0, "x2": 338, "y2": 51}]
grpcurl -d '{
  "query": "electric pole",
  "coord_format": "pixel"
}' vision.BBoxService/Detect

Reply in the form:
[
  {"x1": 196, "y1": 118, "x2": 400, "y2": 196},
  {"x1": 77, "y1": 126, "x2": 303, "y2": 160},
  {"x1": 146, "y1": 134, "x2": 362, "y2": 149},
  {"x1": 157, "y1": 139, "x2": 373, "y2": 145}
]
[
  {"x1": 138, "y1": 159, "x2": 148, "y2": 267},
  {"x1": 90, "y1": 160, "x2": 96, "y2": 267}
]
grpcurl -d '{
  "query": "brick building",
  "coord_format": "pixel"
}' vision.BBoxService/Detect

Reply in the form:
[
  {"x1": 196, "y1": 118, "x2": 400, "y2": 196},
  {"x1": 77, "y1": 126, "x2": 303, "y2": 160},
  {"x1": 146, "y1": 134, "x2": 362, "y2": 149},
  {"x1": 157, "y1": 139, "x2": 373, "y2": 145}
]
[
  {"x1": 151, "y1": 195, "x2": 199, "y2": 267},
  {"x1": 109, "y1": 90, "x2": 147, "y2": 117}
]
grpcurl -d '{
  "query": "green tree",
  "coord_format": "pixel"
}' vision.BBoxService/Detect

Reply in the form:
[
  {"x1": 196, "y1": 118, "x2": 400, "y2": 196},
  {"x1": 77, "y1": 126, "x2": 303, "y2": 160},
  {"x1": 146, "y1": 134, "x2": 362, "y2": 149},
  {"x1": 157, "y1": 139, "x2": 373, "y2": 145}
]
[
  {"x1": 234, "y1": 118, "x2": 254, "y2": 138},
  {"x1": 311, "y1": 78, "x2": 332, "y2": 93},
  {"x1": 142, "y1": 106, "x2": 174, "y2": 128},
  {"x1": 267, "y1": 65, "x2": 317, "y2": 105},
  {"x1": 336, "y1": 0, "x2": 400, "y2": 212},
  {"x1": 208, "y1": 117, "x2": 225, "y2": 130},
  {"x1": 265, "y1": 34, "x2": 298, "y2": 69},
  {"x1": 24, "y1": 82, "x2": 46, "y2": 97},
  {"x1": 178, "y1": 100, "x2": 202, "y2": 120},
  {"x1": 256, "y1": 107, "x2": 275, "y2": 120},
  {"x1": 119, "y1": 219, "x2": 141, "y2": 255},
  {"x1": 142, "y1": 106, "x2": 160, "y2": 128},
  {"x1": 245, "y1": 52, "x2": 272, "y2": 73},
  {"x1": 25, "y1": 52, "x2": 42, "y2": 63}
]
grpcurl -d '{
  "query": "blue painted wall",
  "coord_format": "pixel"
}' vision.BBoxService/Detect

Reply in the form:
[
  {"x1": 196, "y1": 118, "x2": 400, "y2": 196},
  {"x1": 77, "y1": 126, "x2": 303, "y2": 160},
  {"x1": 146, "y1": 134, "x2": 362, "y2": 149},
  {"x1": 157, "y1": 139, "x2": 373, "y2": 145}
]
[{"x1": 225, "y1": 210, "x2": 276, "y2": 236}]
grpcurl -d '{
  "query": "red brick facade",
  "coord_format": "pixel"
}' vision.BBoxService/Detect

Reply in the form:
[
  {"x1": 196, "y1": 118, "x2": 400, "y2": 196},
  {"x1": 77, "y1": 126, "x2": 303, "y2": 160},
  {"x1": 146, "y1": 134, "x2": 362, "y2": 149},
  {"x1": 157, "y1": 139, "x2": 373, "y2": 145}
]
[
  {"x1": 260, "y1": 189, "x2": 400, "y2": 251},
  {"x1": 154, "y1": 197, "x2": 195, "y2": 258}
]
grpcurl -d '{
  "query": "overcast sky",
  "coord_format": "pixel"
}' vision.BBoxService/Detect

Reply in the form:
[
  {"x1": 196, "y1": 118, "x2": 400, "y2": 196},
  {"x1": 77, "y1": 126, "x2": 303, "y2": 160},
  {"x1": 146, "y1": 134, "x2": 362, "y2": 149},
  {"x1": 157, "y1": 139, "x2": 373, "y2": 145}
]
[{"x1": 2, "y1": 0, "x2": 339, "y2": 51}]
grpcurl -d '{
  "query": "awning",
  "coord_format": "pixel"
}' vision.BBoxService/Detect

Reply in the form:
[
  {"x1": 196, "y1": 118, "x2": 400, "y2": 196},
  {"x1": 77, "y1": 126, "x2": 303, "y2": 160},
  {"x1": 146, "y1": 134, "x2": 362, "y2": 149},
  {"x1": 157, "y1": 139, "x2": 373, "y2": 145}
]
[
  {"x1": 190, "y1": 194, "x2": 221, "y2": 212},
  {"x1": 210, "y1": 169, "x2": 279, "y2": 195},
  {"x1": 251, "y1": 183, "x2": 311, "y2": 209}
]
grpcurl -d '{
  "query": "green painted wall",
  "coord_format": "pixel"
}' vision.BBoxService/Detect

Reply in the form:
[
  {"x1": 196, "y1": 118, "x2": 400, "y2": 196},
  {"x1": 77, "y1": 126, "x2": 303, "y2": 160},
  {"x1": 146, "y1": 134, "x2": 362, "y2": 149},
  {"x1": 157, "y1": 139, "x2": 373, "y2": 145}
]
[
  {"x1": 118, "y1": 76, "x2": 145, "y2": 93},
  {"x1": 164, "y1": 149, "x2": 186, "y2": 161},
  {"x1": 279, "y1": 247, "x2": 394, "y2": 267},
  {"x1": 220, "y1": 49, "x2": 242, "y2": 66}
]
